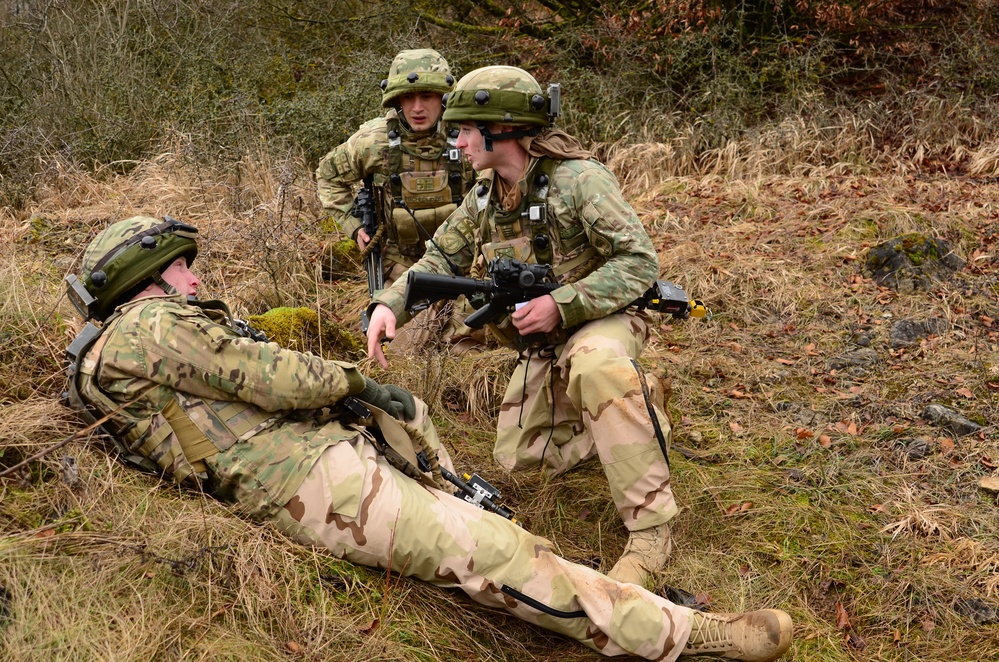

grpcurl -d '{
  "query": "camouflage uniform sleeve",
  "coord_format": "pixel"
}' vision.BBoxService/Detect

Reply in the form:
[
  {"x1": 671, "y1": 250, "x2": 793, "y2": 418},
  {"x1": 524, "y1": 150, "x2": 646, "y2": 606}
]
[
  {"x1": 113, "y1": 300, "x2": 368, "y2": 412},
  {"x1": 315, "y1": 117, "x2": 389, "y2": 239},
  {"x1": 550, "y1": 160, "x2": 659, "y2": 329},
  {"x1": 369, "y1": 186, "x2": 480, "y2": 323}
]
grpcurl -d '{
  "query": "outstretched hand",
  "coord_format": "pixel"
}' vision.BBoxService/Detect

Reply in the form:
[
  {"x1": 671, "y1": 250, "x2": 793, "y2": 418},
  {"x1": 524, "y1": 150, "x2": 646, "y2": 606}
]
[{"x1": 366, "y1": 304, "x2": 396, "y2": 369}]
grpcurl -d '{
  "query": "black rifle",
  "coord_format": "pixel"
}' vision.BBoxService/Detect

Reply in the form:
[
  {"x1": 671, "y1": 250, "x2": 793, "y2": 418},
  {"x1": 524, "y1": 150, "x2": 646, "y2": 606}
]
[
  {"x1": 353, "y1": 175, "x2": 382, "y2": 332},
  {"x1": 403, "y1": 257, "x2": 705, "y2": 328}
]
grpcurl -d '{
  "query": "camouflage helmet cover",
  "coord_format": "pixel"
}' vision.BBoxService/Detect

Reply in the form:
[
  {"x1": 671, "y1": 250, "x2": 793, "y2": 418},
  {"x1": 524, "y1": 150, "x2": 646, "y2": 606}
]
[
  {"x1": 442, "y1": 65, "x2": 551, "y2": 127},
  {"x1": 381, "y1": 49, "x2": 455, "y2": 107},
  {"x1": 79, "y1": 215, "x2": 198, "y2": 320}
]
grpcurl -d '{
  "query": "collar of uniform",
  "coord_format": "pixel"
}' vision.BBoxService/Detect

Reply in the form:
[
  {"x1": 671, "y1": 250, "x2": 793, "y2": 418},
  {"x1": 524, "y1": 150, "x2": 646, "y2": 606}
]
[{"x1": 118, "y1": 291, "x2": 188, "y2": 313}]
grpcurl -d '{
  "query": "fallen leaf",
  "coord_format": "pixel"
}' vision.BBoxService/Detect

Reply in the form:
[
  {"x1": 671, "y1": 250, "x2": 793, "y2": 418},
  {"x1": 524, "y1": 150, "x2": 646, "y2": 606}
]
[
  {"x1": 729, "y1": 421, "x2": 744, "y2": 433},
  {"x1": 34, "y1": 528, "x2": 55, "y2": 539},
  {"x1": 359, "y1": 619, "x2": 380, "y2": 634},
  {"x1": 956, "y1": 387, "x2": 974, "y2": 399},
  {"x1": 795, "y1": 427, "x2": 813, "y2": 440},
  {"x1": 921, "y1": 618, "x2": 935, "y2": 633},
  {"x1": 285, "y1": 641, "x2": 301, "y2": 654},
  {"x1": 869, "y1": 503, "x2": 887, "y2": 513},
  {"x1": 835, "y1": 602, "x2": 852, "y2": 629},
  {"x1": 978, "y1": 476, "x2": 999, "y2": 493},
  {"x1": 694, "y1": 593, "x2": 712, "y2": 606},
  {"x1": 739, "y1": 501, "x2": 754, "y2": 512},
  {"x1": 937, "y1": 437, "x2": 955, "y2": 453},
  {"x1": 738, "y1": 564, "x2": 751, "y2": 578},
  {"x1": 577, "y1": 507, "x2": 591, "y2": 521},
  {"x1": 776, "y1": 358, "x2": 795, "y2": 365},
  {"x1": 724, "y1": 504, "x2": 741, "y2": 516},
  {"x1": 818, "y1": 434, "x2": 832, "y2": 448},
  {"x1": 893, "y1": 629, "x2": 901, "y2": 644}
]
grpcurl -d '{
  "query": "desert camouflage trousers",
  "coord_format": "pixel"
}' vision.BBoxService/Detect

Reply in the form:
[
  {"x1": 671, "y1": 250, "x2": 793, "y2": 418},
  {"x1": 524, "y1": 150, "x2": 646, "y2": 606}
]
[
  {"x1": 271, "y1": 400, "x2": 693, "y2": 659},
  {"x1": 494, "y1": 312, "x2": 677, "y2": 532}
]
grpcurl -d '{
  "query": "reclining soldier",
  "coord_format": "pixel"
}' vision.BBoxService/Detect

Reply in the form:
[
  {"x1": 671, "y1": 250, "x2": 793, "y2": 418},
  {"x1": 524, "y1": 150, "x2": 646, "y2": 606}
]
[{"x1": 64, "y1": 215, "x2": 794, "y2": 662}]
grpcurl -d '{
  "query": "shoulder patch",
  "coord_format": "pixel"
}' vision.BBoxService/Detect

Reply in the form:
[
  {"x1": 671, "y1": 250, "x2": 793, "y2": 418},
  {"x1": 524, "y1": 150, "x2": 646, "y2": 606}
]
[{"x1": 438, "y1": 229, "x2": 469, "y2": 255}]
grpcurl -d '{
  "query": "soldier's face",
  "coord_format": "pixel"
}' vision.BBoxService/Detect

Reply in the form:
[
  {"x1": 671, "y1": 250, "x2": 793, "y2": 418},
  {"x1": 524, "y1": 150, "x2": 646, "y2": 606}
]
[
  {"x1": 456, "y1": 122, "x2": 491, "y2": 170},
  {"x1": 398, "y1": 92, "x2": 443, "y2": 131},
  {"x1": 160, "y1": 256, "x2": 200, "y2": 297}
]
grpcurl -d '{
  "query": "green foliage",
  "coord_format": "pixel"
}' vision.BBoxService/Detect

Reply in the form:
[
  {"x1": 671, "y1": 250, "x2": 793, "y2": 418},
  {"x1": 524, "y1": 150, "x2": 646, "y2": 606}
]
[
  {"x1": 247, "y1": 306, "x2": 365, "y2": 361},
  {"x1": 3, "y1": 0, "x2": 999, "y2": 207}
]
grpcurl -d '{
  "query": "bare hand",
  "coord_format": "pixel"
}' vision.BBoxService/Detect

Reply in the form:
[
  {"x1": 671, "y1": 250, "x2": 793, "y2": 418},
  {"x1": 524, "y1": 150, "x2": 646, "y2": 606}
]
[
  {"x1": 510, "y1": 295, "x2": 562, "y2": 335},
  {"x1": 366, "y1": 304, "x2": 397, "y2": 369},
  {"x1": 356, "y1": 228, "x2": 371, "y2": 252}
]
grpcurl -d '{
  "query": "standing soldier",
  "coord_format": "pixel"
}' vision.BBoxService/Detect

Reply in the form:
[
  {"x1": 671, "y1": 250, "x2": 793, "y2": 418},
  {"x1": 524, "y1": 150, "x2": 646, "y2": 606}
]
[
  {"x1": 365, "y1": 66, "x2": 677, "y2": 588},
  {"x1": 316, "y1": 49, "x2": 479, "y2": 350}
]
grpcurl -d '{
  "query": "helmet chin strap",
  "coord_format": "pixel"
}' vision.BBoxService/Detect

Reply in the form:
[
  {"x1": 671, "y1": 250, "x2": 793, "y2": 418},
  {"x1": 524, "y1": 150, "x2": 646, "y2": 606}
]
[
  {"x1": 151, "y1": 271, "x2": 177, "y2": 296},
  {"x1": 476, "y1": 122, "x2": 540, "y2": 152}
]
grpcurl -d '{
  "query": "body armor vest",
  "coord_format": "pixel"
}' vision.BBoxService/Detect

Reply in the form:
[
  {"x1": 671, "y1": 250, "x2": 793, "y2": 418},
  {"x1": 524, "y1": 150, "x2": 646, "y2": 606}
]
[
  {"x1": 474, "y1": 157, "x2": 602, "y2": 347},
  {"x1": 66, "y1": 304, "x2": 281, "y2": 486},
  {"x1": 383, "y1": 116, "x2": 467, "y2": 260},
  {"x1": 477, "y1": 157, "x2": 600, "y2": 284}
]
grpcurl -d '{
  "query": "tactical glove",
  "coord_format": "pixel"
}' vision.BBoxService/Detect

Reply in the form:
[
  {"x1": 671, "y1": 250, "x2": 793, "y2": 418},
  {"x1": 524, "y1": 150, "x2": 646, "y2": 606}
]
[{"x1": 357, "y1": 378, "x2": 417, "y2": 420}]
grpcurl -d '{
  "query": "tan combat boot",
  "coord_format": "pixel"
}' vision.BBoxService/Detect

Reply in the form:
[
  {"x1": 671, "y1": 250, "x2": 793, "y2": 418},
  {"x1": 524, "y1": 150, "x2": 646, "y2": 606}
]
[
  {"x1": 606, "y1": 522, "x2": 671, "y2": 586},
  {"x1": 682, "y1": 609, "x2": 793, "y2": 661}
]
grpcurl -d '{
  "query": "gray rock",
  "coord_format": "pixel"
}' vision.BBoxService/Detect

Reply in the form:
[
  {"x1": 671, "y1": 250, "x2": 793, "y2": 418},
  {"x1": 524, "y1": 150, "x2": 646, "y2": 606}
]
[
  {"x1": 921, "y1": 404, "x2": 982, "y2": 437},
  {"x1": 897, "y1": 437, "x2": 933, "y2": 460},
  {"x1": 864, "y1": 234, "x2": 964, "y2": 292},
  {"x1": 889, "y1": 317, "x2": 949, "y2": 348}
]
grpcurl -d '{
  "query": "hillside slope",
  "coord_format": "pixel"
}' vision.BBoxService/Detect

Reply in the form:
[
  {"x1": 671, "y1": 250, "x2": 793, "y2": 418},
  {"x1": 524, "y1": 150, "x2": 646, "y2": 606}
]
[{"x1": 1, "y1": 144, "x2": 998, "y2": 661}]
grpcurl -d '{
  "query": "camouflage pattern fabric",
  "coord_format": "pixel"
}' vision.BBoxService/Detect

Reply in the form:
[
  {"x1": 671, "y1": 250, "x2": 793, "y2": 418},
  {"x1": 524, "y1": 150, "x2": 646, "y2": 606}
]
[
  {"x1": 371, "y1": 155, "x2": 674, "y2": 533},
  {"x1": 442, "y1": 65, "x2": 552, "y2": 127},
  {"x1": 371, "y1": 157, "x2": 659, "y2": 332},
  {"x1": 89, "y1": 293, "x2": 370, "y2": 518},
  {"x1": 315, "y1": 108, "x2": 472, "y2": 274},
  {"x1": 380, "y1": 48, "x2": 454, "y2": 107},
  {"x1": 274, "y1": 435, "x2": 695, "y2": 660},
  {"x1": 85, "y1": 292, "x2": 699, "y2": 659},
  {"x1": 495, "y1": 312, "x2": 677, "y2": 532}
]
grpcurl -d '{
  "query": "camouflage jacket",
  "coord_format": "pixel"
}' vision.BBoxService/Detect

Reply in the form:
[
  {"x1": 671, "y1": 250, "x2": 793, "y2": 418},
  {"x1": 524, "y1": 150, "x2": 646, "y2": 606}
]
[
  {"x1": 85, "y1": 294, "x2": 369, "y2": 519},
  {"x1": 371, "y1": 156, "x2": 659, "y2": 346},
  {"x1": 315, "y1": 108, "x2": 472, "y2": 265}
]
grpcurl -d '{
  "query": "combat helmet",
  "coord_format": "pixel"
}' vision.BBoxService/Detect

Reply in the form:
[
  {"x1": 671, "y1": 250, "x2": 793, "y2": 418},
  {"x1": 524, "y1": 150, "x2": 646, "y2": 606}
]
[
  {"x1": 380, "y1": 49, "x2": 455, "y2": 108},
  {"x1": 441, "y1": 65, "x2": 560, "y2": 150},
  {"x1": 71, "y1": 216, "x2": 198, "y2": 321}
]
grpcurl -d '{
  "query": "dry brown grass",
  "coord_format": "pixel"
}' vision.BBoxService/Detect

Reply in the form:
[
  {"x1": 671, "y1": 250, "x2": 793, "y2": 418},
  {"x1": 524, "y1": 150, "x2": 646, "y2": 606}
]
[{"x1": 3, "y1": 125, "x2": 999, "y2": 661}]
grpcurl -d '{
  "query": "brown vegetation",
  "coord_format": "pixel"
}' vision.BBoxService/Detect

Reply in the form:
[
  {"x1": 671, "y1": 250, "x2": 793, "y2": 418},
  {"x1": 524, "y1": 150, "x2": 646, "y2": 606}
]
[{"x1": 2, "y1": 116, "x2": 999, "y2": 660}]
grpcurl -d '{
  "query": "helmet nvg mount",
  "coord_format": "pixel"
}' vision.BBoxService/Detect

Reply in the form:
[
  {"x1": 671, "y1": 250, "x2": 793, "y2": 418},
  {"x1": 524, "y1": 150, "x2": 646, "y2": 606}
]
[
  {"x1": 68, "y1": 215, "x2": 199, "y2": 321},
  {"x1": 441, "y1": 65, "x2": 561, "y2": 151},
  {"x1": 380, "y1": 49, "x2": 456, "y2": 108}
]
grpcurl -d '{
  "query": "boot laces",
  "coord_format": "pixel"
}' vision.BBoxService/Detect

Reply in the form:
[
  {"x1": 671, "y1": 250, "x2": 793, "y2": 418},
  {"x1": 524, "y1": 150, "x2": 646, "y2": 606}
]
[{"x1": 687, "y1": 613, "x2": 734, "y2": 650}]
